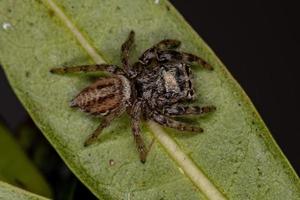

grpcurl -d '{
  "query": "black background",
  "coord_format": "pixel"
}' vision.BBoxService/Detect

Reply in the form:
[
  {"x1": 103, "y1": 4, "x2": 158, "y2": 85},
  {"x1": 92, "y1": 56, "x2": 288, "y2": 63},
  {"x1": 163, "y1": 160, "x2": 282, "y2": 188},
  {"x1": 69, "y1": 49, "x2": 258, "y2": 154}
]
[{"x1": 0, "y1": 0, "x2": 299, "y2": 189}]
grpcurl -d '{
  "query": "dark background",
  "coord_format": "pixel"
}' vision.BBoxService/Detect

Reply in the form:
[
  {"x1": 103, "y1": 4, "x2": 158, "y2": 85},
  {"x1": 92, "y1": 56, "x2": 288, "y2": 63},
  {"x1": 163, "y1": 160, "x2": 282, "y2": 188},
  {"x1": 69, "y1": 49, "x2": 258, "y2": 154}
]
[{"x1": 0, "y1": 0, "x2": 298, "y2": 195}]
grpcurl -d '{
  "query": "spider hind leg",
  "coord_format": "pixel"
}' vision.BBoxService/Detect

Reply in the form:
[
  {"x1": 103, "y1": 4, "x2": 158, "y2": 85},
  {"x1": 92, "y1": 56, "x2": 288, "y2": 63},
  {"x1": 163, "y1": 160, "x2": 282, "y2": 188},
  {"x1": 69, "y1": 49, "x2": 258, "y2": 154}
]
[{"x1": 84, "y1": 108, "x2": 124, "y2": 147}]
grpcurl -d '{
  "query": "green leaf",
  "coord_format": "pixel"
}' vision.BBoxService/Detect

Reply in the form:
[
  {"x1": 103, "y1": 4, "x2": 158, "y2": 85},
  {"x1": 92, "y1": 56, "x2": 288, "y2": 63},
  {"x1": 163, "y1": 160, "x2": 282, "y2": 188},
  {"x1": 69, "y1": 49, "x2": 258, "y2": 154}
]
[
  {"x1": 0, "y1": 123, "x2": 52, "y2": 198},
  {"x1": 0, "y1": 181, "x2": 49, "y2": 200},
  {"x1": 0, "y1": 0, "x2": 299, "y2": 199}
]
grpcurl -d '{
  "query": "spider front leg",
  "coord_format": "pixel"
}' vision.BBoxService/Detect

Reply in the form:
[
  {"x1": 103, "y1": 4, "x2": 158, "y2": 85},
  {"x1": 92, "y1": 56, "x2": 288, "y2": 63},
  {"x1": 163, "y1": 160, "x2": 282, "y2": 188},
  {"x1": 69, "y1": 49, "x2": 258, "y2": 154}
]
[
  {"x1": 158, "y1": 50, "x2": 213, "y2": 70},
  {"x1": 163, "y1": 104, "x2": 216, "y2": 116},
  {"x1": 139, "y1": 39, "x2": 181, "y2": 65},
  {"x1": 50, "y1": 64, "x2": 123, "y2": 75},
  {"x1": 150, "y1": 112, "x2": 203, "y2": 132},
  {"x1": 131, "y1": 101, "x2": 148, "y2": 163},
  {"x1": 155, "y1": 39, "x2": 181, "y2": 50},
  {"x1": 84, "y1": 108, "x2": 125, "y2": 147}
]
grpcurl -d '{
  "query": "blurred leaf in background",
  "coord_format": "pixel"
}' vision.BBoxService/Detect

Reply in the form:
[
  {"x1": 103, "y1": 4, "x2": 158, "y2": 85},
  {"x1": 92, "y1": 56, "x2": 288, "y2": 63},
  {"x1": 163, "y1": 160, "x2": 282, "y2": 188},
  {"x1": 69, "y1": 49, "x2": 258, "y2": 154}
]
[
  {"x1": 0, "y1": 180, "x2": 49, "y2": 200},
  {"x1": 15, "y1": 120, "x2": 97, "y2": 200},
  {"x1": 0, "y1": 122, "x2": 52, "y2": 197}
]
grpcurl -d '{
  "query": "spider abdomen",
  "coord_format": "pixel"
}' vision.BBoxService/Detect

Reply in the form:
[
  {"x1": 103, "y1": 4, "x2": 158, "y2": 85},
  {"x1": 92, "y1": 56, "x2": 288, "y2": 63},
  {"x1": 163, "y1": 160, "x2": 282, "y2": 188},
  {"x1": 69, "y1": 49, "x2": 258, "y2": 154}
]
[{"x1": 70, "y1": 76, "x2": 131, "y2": 115}]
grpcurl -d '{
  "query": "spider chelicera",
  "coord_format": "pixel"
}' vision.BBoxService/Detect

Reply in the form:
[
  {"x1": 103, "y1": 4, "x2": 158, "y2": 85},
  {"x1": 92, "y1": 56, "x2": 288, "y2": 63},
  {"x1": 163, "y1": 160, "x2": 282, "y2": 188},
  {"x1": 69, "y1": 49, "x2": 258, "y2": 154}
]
[{"x1": 50, "y1": 31, "x2": 215, "y2": 163}]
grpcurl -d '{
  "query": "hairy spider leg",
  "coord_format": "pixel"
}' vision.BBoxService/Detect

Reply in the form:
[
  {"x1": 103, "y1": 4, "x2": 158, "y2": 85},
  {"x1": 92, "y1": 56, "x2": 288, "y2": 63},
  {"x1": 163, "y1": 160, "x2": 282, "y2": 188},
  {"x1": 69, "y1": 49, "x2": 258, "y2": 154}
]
[
  {"x1": 50, "y1": 64, "x2": 123, "y2": 74},
  {"x1": 131, "y1": 101, "x2": 148, "y2": 163},
  {"x1": 155, "y1": 39, "x2": 181, "y2": 50},
  {"x1": 139, "y1": 39, "x2": 181, "y2": 65},
  {"x1": 158, "y1": 50, "x2": 213, "y2": 70},
  {"x1": 150, "y1": 112, "x2": 203, "y2": 132},
  {"x1": 121, "y1": 30, "x2": 135, "y2": 75},
  {"x1": 163, "y1": 105, "x2": 216, "y2": 116},
  {"x1": 84, "y1": 108, "x2": 125, "y2": 147}
]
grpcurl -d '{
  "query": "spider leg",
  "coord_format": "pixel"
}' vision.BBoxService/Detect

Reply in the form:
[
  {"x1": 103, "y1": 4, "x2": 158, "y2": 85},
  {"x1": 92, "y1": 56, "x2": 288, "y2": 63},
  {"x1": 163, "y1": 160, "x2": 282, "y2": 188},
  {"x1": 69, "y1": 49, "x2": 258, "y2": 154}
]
[
  {"x1": 155, "y1": 39, "x2": 181, "y2": 50},
  {"x1": 150, "y1": 112, "x2": 203, "y2": 132},
  {"x1": 84, "y1": 107, "x2": 125, "y2": 147},
  {"x1": 50, "y1": 64, "x2": 123, "y2": 75},
  {"x1": 158, "y1": 50, "x2": 213, "y2": 70},
  {"x1": 139, "y1": 39, "x2": 181, "y2": 65},
  {"x1": 131, "y1": 101, "x2": 148, "y2": 163},
  {"x1": 163, "y1": 104, "x2": 216, "y2": 116},
  {"x1": 121, "y1": 30, "x2": 135, "y2": 75}
]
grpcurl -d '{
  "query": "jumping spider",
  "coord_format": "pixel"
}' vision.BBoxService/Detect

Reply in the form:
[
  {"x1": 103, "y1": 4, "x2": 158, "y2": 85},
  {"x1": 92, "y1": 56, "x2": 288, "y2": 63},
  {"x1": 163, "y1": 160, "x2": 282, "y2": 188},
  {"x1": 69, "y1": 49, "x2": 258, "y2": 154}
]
[{"x1": 50, "y1": 31, "x2": 215, "y2": 163}]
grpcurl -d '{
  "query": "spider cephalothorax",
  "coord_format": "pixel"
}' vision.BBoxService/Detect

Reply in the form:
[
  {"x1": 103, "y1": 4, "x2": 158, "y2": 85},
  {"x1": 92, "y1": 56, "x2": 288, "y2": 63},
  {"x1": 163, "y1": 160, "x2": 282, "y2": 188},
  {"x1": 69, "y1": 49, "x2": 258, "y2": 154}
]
[{"x1": 51, "y1": 31, "x2": 215, "y2": 163}]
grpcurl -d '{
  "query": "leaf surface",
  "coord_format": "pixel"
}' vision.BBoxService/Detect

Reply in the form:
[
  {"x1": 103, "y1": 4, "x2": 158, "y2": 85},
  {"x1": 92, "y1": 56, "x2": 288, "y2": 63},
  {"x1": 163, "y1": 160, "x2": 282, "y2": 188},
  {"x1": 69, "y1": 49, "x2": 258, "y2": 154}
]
[
  {"x1": 0, "y1": 124, "x2": 52, "y2": 198},
  {"x1": 0, "y1": 0, "x2": 299, "y2": 199}
]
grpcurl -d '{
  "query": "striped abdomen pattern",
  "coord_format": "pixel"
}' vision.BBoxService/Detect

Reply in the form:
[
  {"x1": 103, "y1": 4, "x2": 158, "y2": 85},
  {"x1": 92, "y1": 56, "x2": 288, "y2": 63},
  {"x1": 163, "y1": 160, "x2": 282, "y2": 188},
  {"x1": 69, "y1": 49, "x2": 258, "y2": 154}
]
[{"x1": 70, "y1": 76, "x2": 131, "y2": 115}]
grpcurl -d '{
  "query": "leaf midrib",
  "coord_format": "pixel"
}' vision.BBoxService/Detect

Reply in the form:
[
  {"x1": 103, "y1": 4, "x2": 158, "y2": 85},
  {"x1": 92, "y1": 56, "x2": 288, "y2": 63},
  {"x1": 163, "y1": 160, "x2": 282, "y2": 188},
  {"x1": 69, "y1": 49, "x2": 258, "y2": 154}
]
[{"x1": 42, "y1": 0, "x2": 226, "y2": 199}]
